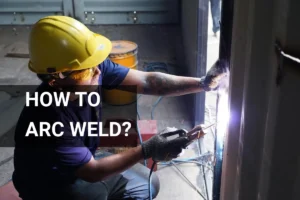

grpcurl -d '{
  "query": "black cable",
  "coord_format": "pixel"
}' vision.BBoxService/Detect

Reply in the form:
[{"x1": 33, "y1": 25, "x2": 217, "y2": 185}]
[{"x1": 149, "y1": 161, "x2": 157, "y2": 200}]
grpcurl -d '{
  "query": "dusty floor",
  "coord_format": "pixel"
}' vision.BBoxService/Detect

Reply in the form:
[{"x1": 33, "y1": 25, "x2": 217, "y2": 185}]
[{"x1": 0, "y1": 8, "x2": 220, "y2": 200}]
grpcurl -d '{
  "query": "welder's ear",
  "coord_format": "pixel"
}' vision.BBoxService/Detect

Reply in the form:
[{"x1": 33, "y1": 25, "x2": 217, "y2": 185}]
[
  {"x1": 49, "y1": 80, "x2": 63, "y2": 91},
  {"x1": 49, "y1": 79, "x2": 58, "y2": 88}
]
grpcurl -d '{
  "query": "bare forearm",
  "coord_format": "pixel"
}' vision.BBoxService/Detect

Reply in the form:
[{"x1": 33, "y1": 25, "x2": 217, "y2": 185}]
[
  {"x1": 140, "y1": 72, "x2": 204, "y2": 96},
  {"x1": 93, "y1": 146, "x2": 143, "y2": 181}
]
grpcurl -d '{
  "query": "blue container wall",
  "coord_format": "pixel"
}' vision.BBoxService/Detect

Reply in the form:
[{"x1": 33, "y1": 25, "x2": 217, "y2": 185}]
[{"x1": 0, "y1": 0, "x2": 179, "y2": 25}]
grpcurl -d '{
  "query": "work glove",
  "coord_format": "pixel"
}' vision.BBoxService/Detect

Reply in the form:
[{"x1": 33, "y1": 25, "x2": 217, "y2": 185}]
[
  {"x1": 141, "y1": 127, "x2": 190, "y2": 162},
  {"x1": 200, "y1": 59, "x2": 229, "y2": 91}
]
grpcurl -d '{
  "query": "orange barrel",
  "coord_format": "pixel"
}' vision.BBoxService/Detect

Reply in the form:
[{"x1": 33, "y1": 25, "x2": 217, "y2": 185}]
[{"x1": 102, "y1": 40, "x2": 138, "y2": 105}]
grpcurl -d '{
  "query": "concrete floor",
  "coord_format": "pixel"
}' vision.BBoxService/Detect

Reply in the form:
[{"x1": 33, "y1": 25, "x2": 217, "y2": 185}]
[{"x1": 0, "y1": 7, "x2": 220, "y2": 200}]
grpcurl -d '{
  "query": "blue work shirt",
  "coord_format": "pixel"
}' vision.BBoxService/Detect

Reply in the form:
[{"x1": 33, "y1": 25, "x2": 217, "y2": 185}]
[{"x1": 12, "y1": 59, "x2": 130, "y2": 197}]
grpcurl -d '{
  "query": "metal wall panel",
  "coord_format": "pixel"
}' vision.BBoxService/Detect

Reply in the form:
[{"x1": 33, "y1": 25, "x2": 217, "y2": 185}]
[
  {"x1": 0, "y1": 0, "x2": 179, "y2": 25},
  {"x1": 181, "y1": 0, "x2": 207, "y2": 126},
  {"x1": 0, "y1": 0, "x2": 73, "y2": 25},
  {"x1": 73, "y1": 0, "x2": 180, "y2": 24}
]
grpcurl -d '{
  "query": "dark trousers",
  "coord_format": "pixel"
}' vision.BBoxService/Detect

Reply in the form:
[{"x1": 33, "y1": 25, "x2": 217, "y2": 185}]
[
  {"x1": 210, "y1": 0, "x2": 221, "y2": 33},
  {"x1": 14, "y1": 152, "x2": 160, "y2": 200}
]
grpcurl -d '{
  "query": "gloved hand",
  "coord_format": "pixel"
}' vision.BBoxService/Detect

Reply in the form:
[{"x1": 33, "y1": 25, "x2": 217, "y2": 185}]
[
  {"x1": 141, "y1": 127, "x2": 190, "y2": 162},
  {"x1": 200, "y1": 59, "x2": 229, "y2": 91}
]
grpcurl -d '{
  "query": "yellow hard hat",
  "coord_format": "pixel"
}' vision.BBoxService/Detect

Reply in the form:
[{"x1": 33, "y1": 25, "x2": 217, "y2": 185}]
[{"x1": 28, "y1": 15, "x2": 112, "y2": 74}]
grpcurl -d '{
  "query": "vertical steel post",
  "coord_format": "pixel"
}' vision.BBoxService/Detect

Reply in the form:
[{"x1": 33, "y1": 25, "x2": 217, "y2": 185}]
[{"x1": 212, "y1": 0, "x2": 234, "y2": 199}]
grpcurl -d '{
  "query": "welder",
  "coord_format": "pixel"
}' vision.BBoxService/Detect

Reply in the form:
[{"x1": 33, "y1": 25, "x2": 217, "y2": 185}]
[{"x1": 12, "y1": 16, "x2": 227, "y2": 200}]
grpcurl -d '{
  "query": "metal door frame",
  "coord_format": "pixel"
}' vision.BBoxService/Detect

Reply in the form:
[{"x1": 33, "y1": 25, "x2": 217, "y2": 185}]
[
  {"x1": 211, "y1": 0, "x2": 235, "y2": 199},
  {"x1": 195, "y1": 0, "x2": 209, "y2": 126}
]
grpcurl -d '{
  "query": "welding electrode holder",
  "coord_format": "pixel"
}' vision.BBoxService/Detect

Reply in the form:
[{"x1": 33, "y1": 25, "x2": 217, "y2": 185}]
[
  {"x1": 158, "y1": 126, "x2": 205, "y2": 161},
  {"x1": 163, "y1": 125, "x2": 206, "y2": 148},
  {"x1": 142, "y1": 126, "x2": 208, "y2": 162}
]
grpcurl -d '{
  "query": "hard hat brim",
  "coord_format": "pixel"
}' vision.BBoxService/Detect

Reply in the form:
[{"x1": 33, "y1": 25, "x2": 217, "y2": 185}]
[{"x1": 79, "y1": 33, "x2": 112, "y2": 71}]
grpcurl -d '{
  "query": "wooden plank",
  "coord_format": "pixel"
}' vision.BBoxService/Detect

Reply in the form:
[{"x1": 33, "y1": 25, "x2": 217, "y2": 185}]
[{"x1": 5, "y1": 42, "x2": 29, "y2": 58}]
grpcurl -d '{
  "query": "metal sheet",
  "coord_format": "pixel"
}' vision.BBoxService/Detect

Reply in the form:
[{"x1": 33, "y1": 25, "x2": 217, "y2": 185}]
[
  {"x1": 213, "y1": 0, "x2": 235, "y2": 198},
  {"x1": 0, "y1": 0, "x2": 179, "y2": 25},
  {"x1": 74, "y1": 0, "x2": 180, "y2": 24},
  {"x1": 181, "y1": 0, "x2": 207, "y2": 126},
  {"x1": 0, "y1": 0, "x2": 73, "y2": 25},
  {"x1": 195, "y1": 0, "x2": 208, "y2": 126}
]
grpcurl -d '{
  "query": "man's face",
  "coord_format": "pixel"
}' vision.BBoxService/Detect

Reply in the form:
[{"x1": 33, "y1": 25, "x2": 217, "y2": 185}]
[{"x1": 49, "y1": 66, "x2": 101, "y2": 93}]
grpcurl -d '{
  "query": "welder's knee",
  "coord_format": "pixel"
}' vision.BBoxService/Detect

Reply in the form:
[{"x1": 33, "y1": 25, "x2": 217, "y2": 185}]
[{"x1": 150, "y1": 172, "x2": 160, "y2": 198}]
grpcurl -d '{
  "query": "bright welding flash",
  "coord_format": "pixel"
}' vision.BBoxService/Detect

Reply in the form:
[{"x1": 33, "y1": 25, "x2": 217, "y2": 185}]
[{"x1": 216, "y1": 84, "x2": 230, "y2": 140}]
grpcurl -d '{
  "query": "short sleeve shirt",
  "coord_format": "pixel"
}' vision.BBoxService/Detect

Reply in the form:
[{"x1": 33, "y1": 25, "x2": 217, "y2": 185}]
[{"x1": 12, "y1": 59, "x2": 130, "y2": 194}]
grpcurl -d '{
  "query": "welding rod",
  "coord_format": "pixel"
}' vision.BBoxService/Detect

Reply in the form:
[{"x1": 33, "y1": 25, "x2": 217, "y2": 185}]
[
  {"x1": 186, "y1": 123, "x2": 215, "y2": 142},
  {"x1": 187, "y1": 123, "x2": 215, "y2": 136}
]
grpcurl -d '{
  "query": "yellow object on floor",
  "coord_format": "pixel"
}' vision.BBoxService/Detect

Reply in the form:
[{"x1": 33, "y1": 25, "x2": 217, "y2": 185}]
[{"x1": 103, "y1": 40, "x2": 138, "y2": 105}]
